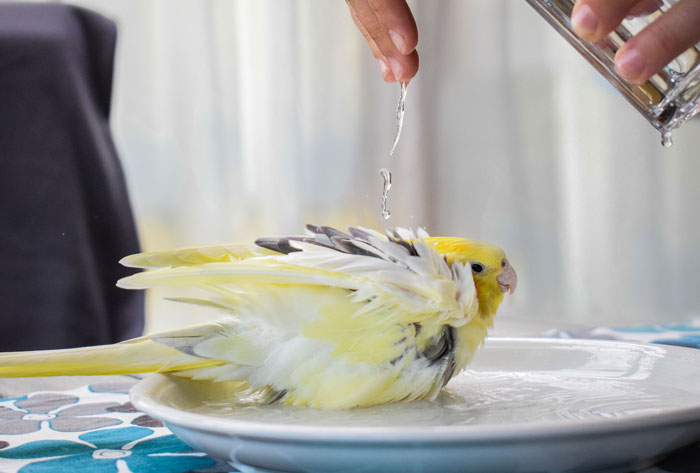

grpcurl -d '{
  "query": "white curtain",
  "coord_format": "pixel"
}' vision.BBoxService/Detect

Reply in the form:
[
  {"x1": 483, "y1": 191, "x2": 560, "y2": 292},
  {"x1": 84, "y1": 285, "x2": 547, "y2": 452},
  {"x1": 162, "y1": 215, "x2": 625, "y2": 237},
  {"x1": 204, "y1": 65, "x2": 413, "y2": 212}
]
[{"x1": 60, "y1": 0, "x2": 700, "y2": 329}]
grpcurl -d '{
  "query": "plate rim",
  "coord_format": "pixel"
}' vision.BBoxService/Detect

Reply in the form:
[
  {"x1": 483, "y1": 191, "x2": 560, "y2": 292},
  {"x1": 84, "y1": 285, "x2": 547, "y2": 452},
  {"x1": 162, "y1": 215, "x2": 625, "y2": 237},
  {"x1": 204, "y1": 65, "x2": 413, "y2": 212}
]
[{"x1": 131, "y1": 337, "x2": 700, "y2": 443}]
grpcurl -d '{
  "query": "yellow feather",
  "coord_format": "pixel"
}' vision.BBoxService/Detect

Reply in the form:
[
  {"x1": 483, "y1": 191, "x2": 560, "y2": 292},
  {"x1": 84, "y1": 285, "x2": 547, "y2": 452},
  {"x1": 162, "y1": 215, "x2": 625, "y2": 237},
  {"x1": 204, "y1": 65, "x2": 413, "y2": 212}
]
[
  {"x1": 0, "y1": 339, "x2": 223, "y2": 378},
  {"x1": 424, "y1": 237, "x2": 506, "y2": 269},
  {"x1": 303, "y1": 299, "x2": 408, "y2": 364},
  {"x1": 424, "y1": 237, "x2": 509, "y2": 320},
  {"x1": 120, "y1": 243, "x2": 276, "y2": 269},
  {"x1": 117, "y1": 259, "x2": 357, "y2": 291}
]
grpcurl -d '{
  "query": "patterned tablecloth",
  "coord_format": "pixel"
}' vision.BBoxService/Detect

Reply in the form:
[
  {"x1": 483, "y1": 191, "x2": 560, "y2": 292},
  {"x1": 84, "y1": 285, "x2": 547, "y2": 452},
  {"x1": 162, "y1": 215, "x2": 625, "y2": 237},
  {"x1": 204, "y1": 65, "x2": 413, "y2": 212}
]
[
  {"x1": 1, "y1": 320, "x2": 700, "y2": 473},
  {"x1": 0, "y1": 376, "x2": 230, "y2": 473}
]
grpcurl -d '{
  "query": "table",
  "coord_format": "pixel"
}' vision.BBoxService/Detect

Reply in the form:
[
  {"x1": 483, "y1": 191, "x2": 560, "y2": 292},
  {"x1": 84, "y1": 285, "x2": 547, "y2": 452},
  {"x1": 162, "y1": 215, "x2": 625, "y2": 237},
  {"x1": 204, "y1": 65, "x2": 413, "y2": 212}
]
[{"x1": 1, "y1": 320, "x2": 700, "y2": 473}]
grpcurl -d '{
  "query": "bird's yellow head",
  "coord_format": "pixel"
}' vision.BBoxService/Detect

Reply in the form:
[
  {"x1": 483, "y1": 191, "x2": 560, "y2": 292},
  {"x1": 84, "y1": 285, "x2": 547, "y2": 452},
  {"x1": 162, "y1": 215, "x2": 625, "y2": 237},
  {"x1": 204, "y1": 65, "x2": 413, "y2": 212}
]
[{"x1": 424, "y1": 237, "x2": 517, "y2": 320}]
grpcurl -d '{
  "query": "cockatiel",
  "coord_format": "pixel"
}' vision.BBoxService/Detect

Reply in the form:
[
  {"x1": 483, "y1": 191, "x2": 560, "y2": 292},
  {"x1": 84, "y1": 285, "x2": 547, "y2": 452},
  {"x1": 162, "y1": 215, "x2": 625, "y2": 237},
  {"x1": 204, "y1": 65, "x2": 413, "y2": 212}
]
[{"x1": 0, "y1": 225, "x2": 516, "y2": 408}]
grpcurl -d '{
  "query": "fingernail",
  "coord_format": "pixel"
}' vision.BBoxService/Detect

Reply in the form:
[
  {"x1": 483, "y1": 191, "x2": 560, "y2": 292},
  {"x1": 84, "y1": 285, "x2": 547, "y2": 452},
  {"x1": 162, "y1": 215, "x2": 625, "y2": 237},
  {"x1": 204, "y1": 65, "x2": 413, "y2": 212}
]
[
  {"x1": 616, "y1": 47, "x2": 646, "y2": 82},
  {"x1": 388, "y1": 57, "x2": 403, "y2": 81},
  {"x1": 377, "y1": 58, "x2": 389, "y2": 79},
  {"x1": 389, "y1": 29, "x2": 408, "y2": 54},
  {"x1": 571, "y1": 5, "x2": 599, "y2": 40}
]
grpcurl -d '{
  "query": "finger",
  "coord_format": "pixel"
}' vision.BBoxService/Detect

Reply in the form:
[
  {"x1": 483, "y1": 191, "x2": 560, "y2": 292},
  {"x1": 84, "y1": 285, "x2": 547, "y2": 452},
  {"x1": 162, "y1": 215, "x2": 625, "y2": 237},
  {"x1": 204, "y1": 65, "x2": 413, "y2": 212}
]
[
  {"x1": 615, "y1": 0, "x2": 700, "y2": 83},
  {"x1": 387, "y1": 50, "x2": 419, "y2": 84},
  {"x1": 347, "y1": 1, "x2": 396, "y2": 81},
  {"x1": 367, "y1": 0, "x2": 418, "y2": 55},
  {"x1": 571, "y1": 0, "x2": 646, "y2": 42},
  {"x1": 626, "y1": 0, "x2": 663, "y2": 19},
  {"x1": 346, "y1": 0, "x2": 417, "y2": 82}
]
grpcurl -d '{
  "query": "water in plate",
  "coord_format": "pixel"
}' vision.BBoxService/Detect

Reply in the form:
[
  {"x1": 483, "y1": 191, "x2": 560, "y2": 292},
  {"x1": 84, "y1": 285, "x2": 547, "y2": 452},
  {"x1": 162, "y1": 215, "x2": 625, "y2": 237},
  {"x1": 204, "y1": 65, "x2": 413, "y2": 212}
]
[{"x1": 184, "y1": 341, "x2": 700, "y2": 428}]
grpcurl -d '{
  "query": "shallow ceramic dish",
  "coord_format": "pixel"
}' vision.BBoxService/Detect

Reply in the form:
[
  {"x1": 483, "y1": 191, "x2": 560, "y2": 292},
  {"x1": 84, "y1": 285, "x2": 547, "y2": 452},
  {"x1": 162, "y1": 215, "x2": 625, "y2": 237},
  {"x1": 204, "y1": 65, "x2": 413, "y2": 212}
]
[{"x1": 131, "y1": 338, "x2": 700, "y2": 473}]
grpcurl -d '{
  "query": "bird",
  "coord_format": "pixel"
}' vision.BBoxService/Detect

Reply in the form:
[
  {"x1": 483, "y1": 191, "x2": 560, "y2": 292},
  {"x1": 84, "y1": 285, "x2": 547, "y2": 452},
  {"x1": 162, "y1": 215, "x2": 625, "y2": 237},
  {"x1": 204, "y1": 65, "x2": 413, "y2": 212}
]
[{"x1": 0, "y1": 225, "x2": 516, "y2": 408}]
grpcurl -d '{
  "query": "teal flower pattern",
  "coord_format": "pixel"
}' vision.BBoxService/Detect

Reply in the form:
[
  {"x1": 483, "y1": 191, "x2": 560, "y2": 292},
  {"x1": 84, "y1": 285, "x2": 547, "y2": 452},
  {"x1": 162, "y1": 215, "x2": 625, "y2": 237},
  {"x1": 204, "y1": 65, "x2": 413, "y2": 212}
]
[
  {"x1": 0, "y1": 426, "x2": 215, "y2": 473},
  {"x1": 546, "y1": 319, "x2": 700, "y2": 349},
  {"x1": 0, "y1": 378, "x2": 226, "y2": 472}
]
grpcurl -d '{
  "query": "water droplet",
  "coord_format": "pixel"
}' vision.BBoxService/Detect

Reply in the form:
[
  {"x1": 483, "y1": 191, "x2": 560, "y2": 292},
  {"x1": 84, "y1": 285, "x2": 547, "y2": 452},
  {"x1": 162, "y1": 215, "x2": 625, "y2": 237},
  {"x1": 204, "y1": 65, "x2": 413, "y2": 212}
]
[
  {"x1": 661, "y1": 131, "x2": 673, "y2": 147},
  {"x1": 380, "y1": 168, "x2": 392, "y2": 220}
]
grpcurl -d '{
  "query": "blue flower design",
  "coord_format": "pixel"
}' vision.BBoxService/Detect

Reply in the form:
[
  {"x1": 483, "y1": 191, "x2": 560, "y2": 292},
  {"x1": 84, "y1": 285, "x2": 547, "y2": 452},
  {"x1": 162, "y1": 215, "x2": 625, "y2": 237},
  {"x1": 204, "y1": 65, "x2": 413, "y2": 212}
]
[
  {"x1": 652, "y1": 335, "x2": 700, "y2": 349},
  {"x1": 0, "y1": 426, "x2": 215, "y2": 473},
  {"x1": 612, "y1": 322, "x2": 700, "y2": 333}
]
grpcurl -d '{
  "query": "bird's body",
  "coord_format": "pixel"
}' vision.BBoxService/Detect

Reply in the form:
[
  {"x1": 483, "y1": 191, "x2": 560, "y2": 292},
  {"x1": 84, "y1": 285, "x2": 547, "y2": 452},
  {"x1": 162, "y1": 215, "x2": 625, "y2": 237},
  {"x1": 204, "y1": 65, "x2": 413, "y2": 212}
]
[{"x1": 0, "y1": 225, "x2": 516, "y2": 408}]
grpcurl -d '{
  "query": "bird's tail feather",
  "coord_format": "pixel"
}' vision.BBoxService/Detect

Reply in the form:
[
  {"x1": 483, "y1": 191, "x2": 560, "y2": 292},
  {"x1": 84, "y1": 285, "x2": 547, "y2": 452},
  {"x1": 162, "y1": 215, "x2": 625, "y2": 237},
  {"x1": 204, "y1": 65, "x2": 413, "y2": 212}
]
[{"x1": 0, "y1": 338, "x2": 222, "y2": 378}]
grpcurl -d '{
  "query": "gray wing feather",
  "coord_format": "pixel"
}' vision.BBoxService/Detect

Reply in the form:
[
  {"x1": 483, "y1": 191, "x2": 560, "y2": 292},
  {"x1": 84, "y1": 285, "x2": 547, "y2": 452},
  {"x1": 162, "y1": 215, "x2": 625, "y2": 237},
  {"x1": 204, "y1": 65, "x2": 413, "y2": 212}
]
[{"x1": 257, "y1": 224, "x2": 427, "y2": 262}]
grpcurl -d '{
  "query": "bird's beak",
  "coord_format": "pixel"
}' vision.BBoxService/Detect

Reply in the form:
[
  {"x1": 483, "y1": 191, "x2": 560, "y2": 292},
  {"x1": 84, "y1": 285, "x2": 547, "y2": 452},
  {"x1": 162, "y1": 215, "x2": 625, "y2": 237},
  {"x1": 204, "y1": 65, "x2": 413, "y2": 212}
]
[{"x1": 497, "y1": 260, "x2": 517, "y2": 295}]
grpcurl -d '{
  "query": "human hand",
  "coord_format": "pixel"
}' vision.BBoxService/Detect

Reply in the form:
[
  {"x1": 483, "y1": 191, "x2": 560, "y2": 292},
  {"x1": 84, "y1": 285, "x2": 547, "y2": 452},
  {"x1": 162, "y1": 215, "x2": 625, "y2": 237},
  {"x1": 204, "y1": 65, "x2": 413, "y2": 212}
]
[
  {"x1": 345, "y1": 0, "x2": 419, "y2": 83},
  {"x1": 571, "y1": 0, "x2": 700, "y2": 84}
]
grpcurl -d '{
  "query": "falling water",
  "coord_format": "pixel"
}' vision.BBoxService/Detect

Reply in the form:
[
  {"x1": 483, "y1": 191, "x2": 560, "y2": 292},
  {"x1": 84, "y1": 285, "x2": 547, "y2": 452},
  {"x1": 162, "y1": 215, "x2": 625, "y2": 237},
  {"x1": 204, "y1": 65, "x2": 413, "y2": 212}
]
[
  {"x1": 379, "y1": 168, "x2": 392, "y2": 220},
  {"x1": 381, "y1": 82, "x2": 408, "y2": 219},
  {"x1": 389, "y1": 82, "x2": 408, "y2": 158},
  {"x1": 661, "y1": 131, "x2": 673, "y2": 148}
]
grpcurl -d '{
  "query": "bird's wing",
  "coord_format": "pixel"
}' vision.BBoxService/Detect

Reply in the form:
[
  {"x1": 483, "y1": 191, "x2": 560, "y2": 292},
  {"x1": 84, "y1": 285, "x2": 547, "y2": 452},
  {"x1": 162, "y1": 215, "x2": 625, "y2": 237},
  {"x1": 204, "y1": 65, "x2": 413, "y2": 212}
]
[
  {"x1": 118, "y1": 225, "x2": 478, "y2": 328},
  {"x1": 120, "y1": 242, "x2": 277, "y2": 269},
  {"x1": 278, "y1": 225, "x2": 479, "y2": 326}
]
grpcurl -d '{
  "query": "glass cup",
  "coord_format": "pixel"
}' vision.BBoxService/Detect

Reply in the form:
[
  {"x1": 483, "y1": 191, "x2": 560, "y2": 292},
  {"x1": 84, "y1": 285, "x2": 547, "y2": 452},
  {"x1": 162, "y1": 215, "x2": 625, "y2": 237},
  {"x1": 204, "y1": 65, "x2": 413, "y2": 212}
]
[{"x1": 526, "y1": 0, "x2": 700, "y2": 146}]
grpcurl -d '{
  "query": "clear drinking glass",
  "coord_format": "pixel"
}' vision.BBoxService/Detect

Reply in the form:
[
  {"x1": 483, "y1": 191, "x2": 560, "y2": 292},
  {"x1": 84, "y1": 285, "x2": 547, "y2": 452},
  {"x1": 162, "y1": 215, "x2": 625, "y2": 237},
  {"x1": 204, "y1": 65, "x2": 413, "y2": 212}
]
[{"x1": 526, "y1": 0, "x2": 700, "y2": 146}]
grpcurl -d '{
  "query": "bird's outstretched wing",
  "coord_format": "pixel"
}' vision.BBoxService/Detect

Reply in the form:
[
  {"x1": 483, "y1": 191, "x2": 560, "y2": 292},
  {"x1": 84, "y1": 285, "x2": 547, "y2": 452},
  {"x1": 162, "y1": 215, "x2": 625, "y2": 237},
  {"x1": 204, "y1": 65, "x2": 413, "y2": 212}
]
[{"x1": 118, "y1": 225, "x2": 478, "y2": 327}]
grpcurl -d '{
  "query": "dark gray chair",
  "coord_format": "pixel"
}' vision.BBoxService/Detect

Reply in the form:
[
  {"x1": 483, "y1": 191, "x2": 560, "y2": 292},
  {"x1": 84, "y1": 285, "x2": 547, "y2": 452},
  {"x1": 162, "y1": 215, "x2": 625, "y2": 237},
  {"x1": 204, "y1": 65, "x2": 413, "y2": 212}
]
[{"x1": 0, "y1": 3, "x2": 144, "y2": 350}]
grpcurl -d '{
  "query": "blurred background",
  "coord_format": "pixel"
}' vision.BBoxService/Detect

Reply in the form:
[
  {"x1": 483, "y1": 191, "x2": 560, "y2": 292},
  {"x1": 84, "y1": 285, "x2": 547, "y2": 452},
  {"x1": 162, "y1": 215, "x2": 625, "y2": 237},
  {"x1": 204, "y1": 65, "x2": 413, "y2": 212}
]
[{"x1": 52, "y1": 0, "x2": 700, "y2": 333}]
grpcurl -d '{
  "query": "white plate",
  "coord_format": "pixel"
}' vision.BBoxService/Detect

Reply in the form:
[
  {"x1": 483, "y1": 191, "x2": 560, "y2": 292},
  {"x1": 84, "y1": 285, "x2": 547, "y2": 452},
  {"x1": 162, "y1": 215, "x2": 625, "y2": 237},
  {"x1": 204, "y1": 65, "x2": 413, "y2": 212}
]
[{"x1": 130, "y1": 338, "x2": 700, "y2": 473}]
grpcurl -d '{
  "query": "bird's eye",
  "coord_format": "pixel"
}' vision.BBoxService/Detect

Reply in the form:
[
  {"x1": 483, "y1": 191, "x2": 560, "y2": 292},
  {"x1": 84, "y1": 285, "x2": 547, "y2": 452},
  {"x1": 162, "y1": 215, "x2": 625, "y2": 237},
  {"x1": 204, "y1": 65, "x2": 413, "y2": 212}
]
[
  {"x1": 471, "y1": 263, "x2": 484, "y2": 274},
  {"x1": 501, "y1": 260, "x2": 507, "y2": 268}
]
